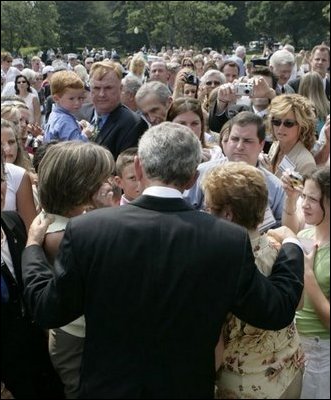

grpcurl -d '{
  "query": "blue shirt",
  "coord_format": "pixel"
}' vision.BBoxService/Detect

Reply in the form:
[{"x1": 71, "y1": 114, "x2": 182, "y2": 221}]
[
  {"x1": 183, "y1": 160, "x2": 285, "y2": 228},
  {"x1": 44, "y1": 104, "x2": 88, "y2": 142}
]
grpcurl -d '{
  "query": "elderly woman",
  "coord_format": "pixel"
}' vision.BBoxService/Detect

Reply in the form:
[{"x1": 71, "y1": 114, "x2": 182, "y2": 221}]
[
  {"x1": 267, "y1": 94, "x2": 316, "y2": 178},
  {"x1": 201, "y1": 162, "x2": 304, "y2": 399}
]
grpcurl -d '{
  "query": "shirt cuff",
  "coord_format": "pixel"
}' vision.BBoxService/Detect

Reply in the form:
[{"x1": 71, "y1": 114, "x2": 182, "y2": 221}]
[{"x1": 283, "y1": 238, "x2": 304, "y2": 252}]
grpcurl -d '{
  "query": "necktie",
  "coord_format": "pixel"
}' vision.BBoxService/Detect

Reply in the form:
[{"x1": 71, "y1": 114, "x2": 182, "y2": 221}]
[
  {"x1": 90, "y1": 116, "x2": 102, "y2": 142},
  {"x1": 281, "y1": 86, "x2": 285, "y2": 94}
]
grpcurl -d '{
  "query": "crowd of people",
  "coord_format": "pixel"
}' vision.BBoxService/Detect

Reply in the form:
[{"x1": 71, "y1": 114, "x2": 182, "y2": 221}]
[{"x1": 1, "y1": 40, "x2": 330, "y2": 399}]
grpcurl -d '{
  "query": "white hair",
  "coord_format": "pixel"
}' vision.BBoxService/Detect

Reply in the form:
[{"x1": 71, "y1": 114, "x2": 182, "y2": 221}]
[{"x1": 269, "y1": 50, "x2": 295, "y2": 67}]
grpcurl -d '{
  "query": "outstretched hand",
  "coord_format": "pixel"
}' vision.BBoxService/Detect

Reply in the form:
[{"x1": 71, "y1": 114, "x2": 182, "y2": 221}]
[{"x1": 26, "y1": 212, "x2": 54, "y2": 247}]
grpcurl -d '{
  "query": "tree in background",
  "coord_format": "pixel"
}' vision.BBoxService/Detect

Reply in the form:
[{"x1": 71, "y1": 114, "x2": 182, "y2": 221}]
[
  {"x1": 1, "y1": 1, "x2": 329, "y2": 56},
  {"x1": 1, "y1": 1, "x2": 59, "y2": 54},
  {"x1": 246, "y1": 1, "x2": 330, "y2": 49}
]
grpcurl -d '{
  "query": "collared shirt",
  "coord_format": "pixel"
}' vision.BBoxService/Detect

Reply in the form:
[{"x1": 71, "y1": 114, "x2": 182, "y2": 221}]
[
  {"x1": 44, "y1": 104, "x2": 89, "y2": 142},
  {"x1": 92, "y1": 112, "x2": 109, "y2": 130},
  {"x1": 143, "y1": 186, "x2": 183, "y2": 198}
]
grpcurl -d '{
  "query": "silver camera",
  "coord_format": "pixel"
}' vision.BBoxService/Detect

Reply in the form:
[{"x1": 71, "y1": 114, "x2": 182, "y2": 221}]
[{"x1": 234, "y1": 82, "x2": 253, "y2": 96}]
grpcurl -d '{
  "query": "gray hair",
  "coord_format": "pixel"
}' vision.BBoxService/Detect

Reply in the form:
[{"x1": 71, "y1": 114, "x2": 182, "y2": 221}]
[
  {"x1": 122, "y1": 75, "x2": 142, "y2": 95},
  {"x1": 135, "y1": 81, "x2": 171, "y2": 105},
  {"x1": 138, "y1": 121, "x2": 202, "y2": 187},
  {"x1": 200, "y1": 69, "x2": 226, "y2": 85},
  {"x1": 235, "y1": 46, "x2": 246, "y2": 57},
  {"x1": 269, "y1": 50, "x2": 295, "y2": 67}
]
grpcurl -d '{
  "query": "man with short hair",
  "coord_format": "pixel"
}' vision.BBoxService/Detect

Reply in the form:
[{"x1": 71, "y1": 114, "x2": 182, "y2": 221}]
[
  {"x1": 185, "y1": 111, "x2": 285, "y2": 230},
  {"x1": 77, "y1": 60, "x2": 147, "y2": 159},
  {"x1": 22, "y1": 121, "x2": 304, "y2": 399},
  {"x1": 149, "y1": 60, "x2": 170, "y2": 85},
  {"x1": 269, "y1": 50, "x2": 296, "y2": 94},
  {"x1": 289, "y1": 44, "x2": 330, "y2": 100},
  {"x1": 135, "y1": 81, "x2": 172, "y2": 126},
  {"x1": 121, "y1": 75, "x2": 142, "y2": 112}
]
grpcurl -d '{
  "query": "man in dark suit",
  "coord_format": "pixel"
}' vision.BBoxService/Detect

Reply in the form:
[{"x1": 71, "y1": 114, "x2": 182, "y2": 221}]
[
  {"x1": 22, "y1": 122, "x2": 304, "y2": 399},
  {"x1": 288, "y1": 44, "x2": 330, "y2": 100},
  {"x1": 77, "y1": 60, "x2": 148, "y2": 159}
]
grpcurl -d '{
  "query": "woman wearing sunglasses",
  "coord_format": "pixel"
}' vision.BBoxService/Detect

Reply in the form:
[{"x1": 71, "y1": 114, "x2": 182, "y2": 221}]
[
  {"x1": 14, "y1": 74, "x2": 41, "y2": 126},
  {"x1": 267, "y1": 94, "x2": 316, "y2": 178}
]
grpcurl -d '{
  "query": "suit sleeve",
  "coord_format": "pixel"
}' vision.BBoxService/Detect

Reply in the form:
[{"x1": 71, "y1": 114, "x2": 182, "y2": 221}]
[
  {"x1": 232, "y1": 238, "x2": 304, "y2": 330},
  {"x1": 22, "y1": 222, "x2": 84, "y2": 328}
]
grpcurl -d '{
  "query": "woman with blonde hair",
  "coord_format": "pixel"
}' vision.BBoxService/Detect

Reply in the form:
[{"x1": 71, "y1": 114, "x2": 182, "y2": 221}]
[
  {"x1": 298, "y1": 71, "x2": 330, "y2": 136},
  {"x1": 266, "y1": 94, "x2": 316, "y2": 178},
  {"x1": 127, "y1": 53, "x2": 147, "y2": 83}
]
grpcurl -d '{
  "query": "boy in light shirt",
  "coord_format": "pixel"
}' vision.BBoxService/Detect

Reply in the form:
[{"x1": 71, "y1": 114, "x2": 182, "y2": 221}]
[
  {"x1": 43, "y1": 70, "x2": 92, "y2": 142},
  {"x1": 114, "y1": 147, "x2": 141, "y2": 205}
]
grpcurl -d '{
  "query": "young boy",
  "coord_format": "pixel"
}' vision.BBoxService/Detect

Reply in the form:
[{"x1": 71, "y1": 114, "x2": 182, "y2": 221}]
[
  {"x1": 43, "y1": 70, "x2": 92, "y2": 142},
  {"x1": 114, "y1": 147, "x2": 141, "y2": 205}
]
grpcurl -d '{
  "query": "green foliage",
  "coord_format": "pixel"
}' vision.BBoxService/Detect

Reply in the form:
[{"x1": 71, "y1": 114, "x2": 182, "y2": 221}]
[
  {"x1": 246, "y1": 1, "x2": 329, "y2": 49},
  {"x1": 126, "y1": 1, "x2": 235, "y2": 50},
  {"x1": 1, "y1": 1, "x2": 329, "y2": 56},
  {"x1": 1, "y1": 1, "x2": 59, "y2": 54}
]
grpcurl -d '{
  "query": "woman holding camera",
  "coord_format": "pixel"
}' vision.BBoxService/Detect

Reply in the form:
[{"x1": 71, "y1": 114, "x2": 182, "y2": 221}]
[
  {"x1": 172, "y1": 67, "x2": 200, "y2": 100},
  {"x1": 266, "y1": 94, "x2": 316, "y2": 179}
]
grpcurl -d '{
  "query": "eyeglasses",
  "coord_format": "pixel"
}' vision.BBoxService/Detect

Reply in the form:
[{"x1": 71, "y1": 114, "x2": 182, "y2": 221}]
[
  {"x1": 271, "y1": 118, "x2": 298, "y2": 128},
  {"x1": 17, "y1": 81, "x2": 27, "y2": 84},
  {"x1": 36, "y1": 77, "x2": 43, "y2": 81},
  {"x1": 205, "y1": 81, "x2": 221, "y2": 86}
]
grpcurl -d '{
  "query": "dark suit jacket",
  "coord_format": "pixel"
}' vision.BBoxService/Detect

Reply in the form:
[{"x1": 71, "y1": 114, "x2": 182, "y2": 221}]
[
  {"x1": 288, "y1": 76, "x2": 330, "y2": 100},
  {"x1": 1, "y1": 211, "x2": 64, "y2": 399},
  {"x1": 22, "y1": 196, "x2": 304, "y2": 399},
  {"x1": 208, "y1": 101, "x2": 251, "y2": 133},
  {"x1": 77, "y1": 102, "x2": 148, "y2": 159}
]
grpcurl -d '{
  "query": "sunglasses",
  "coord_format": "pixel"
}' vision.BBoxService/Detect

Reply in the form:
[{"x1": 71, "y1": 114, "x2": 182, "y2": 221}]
[
  {"x1": 271, "y1": 118, "x2": 298, "y2": 128},
  {"x1": 205, "y1": 80, "x2": 221, "y2": 86},
  {"x1": 183, "y1": 63, "x2": 194, "y2": 67}
]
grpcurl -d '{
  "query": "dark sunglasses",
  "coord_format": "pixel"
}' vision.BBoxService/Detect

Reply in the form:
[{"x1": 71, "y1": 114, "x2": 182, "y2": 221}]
[
  {"x1": 271, "y1": 118, "x2": 298, "y2": 128},
  {"x1": 205, "y1": 80, "x2": 221, "y2": 86}
]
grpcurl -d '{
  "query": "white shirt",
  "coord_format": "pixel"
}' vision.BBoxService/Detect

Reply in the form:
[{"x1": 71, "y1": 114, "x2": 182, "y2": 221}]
[
  {"x1": 4, "y1": 163, "x2": 26, "y2": 212},
  {"x1": 143, "y1": 186, "x2": 183, "y2": 198}
]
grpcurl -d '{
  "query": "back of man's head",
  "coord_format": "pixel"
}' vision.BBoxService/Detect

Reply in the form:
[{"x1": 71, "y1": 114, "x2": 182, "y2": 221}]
[{"x1": 138, "y1": 121, "x2": 201, "y2": 187}]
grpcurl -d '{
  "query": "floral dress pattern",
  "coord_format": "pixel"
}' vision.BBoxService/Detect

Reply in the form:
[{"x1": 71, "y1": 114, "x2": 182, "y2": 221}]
[{"x1": 215, "y1": 232, "x2": 305, "y2": 399}]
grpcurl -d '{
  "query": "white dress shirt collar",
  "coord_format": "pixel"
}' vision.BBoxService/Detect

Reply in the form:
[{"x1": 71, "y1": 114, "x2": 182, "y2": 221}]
[{"x1": 143, "y1": 186, "x2": 183, "y2": 198}]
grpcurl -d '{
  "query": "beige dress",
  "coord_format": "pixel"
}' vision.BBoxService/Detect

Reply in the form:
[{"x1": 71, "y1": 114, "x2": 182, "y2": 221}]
[{"x1": 215, "y1": 231, "x2": 305, "y2": 399}]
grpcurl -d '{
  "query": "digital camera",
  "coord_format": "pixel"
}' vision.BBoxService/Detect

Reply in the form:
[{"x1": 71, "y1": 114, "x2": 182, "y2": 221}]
[
  {"x1": 289, "y1": 171, "x2": 304, "y2": 190},
  {"x1": 234, "y1": 82, "x2": 253, "y2": 96},
  {"x1": 185, "y1": 73, "x2": 199, "y2": 86}
]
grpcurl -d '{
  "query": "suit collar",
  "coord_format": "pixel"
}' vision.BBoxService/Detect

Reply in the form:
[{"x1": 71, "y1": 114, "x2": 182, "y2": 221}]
[{"x1": 130, "y1": 195, "x2": 194, "y2": 212}]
